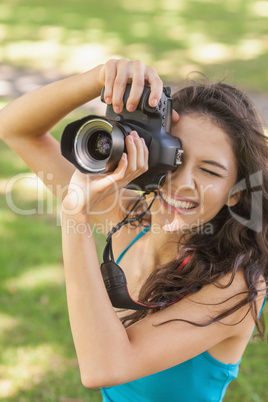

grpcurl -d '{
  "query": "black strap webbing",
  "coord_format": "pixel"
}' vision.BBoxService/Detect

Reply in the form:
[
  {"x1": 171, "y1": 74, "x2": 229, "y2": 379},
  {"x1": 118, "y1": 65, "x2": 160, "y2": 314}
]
[{"x1": 101, "y1": 191, "x2": 158, "y2": 310}]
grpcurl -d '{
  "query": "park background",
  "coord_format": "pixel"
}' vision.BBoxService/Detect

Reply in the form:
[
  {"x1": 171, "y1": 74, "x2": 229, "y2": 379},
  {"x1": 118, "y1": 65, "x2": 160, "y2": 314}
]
[{"x1": 0, "y1": 0, "x2": 267, "y2": 400}]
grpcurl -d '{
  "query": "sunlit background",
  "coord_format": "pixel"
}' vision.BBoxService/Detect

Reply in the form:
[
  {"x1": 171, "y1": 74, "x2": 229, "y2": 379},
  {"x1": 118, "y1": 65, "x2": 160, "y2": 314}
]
[
  {"x1": 0, "y1": 0, "x2": 268, "y2": 95},
  {"x1": 0, "y1": 0, "x2": 267, "y2": 401}
]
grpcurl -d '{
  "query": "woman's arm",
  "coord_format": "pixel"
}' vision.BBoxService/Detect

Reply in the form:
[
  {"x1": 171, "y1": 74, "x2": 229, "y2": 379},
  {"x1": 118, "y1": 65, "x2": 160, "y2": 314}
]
[
  {"x1": 61, "y1": 199, "x2": 259, "y2": 389},
  {"x1": 0, "y1": 65, "x2": 105, "y2": 199},
  {"x1": 0, "y1": 59, "x2": 166, "y2": 221},
  {"x1": 0, "y1": 66, "x2": 103, "y2": 142},
  {"x1": 0, "y1": 59, "x2": 163, "y2": 144}
]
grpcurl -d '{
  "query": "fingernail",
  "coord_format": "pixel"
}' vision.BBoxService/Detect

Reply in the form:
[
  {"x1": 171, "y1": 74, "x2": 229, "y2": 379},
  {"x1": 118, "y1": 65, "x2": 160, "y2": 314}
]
[
  {"x1": 127, "y1": 104, "x2": 135, "y2": 112},
  {"x1": 114, "y1": 106, "x2": 121, "y2": 114},
  {"x1": 105, "y1": 96, "x2": 111, "y2": 104},
  {"x1": 128, "y1": 136, "x2": 133, "y2": 143},
  {"x1": 151, "y1": 98, "x2": 158, "y2": 107}
]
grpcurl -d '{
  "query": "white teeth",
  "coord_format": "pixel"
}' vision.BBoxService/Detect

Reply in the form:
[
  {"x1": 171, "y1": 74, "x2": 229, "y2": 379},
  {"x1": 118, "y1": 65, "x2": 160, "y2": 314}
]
[{"x1": 162, "y1": 193, "x2": 196, "y2": 209}]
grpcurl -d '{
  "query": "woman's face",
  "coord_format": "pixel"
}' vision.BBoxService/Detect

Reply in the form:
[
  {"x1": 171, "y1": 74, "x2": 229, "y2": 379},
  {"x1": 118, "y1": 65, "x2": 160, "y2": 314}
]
[{"x1": 153, "y1": 114, "x2": 239, "y2": 233}]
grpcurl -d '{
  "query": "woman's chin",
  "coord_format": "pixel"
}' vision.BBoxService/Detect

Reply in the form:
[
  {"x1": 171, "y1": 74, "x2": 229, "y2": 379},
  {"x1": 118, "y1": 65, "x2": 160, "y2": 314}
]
[{"x1": 161, "y1": 216, "x2": 188, "y2": 233}]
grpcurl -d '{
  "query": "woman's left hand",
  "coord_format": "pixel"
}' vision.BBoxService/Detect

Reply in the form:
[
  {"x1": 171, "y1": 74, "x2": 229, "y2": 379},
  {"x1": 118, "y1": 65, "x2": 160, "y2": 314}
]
[{"x1": 62, "y1": 129, "x2": 149, "y2": 215}]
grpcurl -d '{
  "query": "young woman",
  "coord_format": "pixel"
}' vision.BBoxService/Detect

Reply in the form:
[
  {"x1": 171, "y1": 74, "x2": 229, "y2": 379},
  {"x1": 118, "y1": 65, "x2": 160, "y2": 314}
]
[{"x1": 0, "y1": 59, "x2": 267, "y2": 401}]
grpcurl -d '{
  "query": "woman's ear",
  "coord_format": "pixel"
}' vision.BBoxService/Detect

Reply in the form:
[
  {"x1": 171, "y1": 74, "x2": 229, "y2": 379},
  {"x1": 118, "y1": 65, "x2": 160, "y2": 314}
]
[
  {"x1": 226, "y1": 191, "x2": 241, "y2": 207},
  {"x1": 172, "y1": 110, "x2": 180, "y2": 125}
]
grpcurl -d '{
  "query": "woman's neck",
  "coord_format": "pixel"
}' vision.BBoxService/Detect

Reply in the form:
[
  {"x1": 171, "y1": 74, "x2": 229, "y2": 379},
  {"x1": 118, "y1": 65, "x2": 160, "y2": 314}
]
[{"x1": 145, "y1": 226, "x2": 181, "y2": 269}]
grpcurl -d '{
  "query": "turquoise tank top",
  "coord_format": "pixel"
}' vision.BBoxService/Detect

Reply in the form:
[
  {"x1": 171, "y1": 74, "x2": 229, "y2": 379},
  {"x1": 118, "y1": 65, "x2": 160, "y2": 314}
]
[{"x1": 101, "y1": 227, "x2": 266, "y2": 402}]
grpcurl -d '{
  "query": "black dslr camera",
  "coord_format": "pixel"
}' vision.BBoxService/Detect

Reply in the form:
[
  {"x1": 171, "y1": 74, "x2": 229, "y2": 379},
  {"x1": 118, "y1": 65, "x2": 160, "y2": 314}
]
[{"x1": 60, "y1": 84, "x2": 183, "y2": 190}]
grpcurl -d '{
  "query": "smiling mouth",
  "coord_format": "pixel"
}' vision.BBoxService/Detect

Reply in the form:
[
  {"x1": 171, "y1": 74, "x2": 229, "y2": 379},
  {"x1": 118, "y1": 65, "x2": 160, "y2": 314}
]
[{"x1": 159, "y1": 191, "x2": 199, "y2": 211}]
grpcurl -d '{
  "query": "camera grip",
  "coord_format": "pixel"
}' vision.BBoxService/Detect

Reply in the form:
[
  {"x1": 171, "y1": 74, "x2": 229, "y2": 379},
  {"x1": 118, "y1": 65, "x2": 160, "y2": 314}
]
[{"x1": 101, "y1": 84, "x2": 157, "y2": 114}]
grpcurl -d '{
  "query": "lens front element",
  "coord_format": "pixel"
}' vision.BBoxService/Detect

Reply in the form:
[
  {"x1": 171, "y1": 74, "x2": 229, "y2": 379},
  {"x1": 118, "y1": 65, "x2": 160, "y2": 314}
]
[
  {"x1": 74, "y1": 118, "x2": 125, "y2": 173},
  {"x1": 94, "y1": 133, "x2": 112, "y2": 157}
]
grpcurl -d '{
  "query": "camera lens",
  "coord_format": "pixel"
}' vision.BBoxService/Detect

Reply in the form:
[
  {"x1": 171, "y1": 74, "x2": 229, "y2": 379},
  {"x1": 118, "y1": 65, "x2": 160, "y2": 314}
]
[
  {"x1": 95, "y1": 134, "x2": 112, "y2": 156},
  {"x1": 87, "y1": 131, "x2": 112, "y2": 160},
  {"x1": 73, "y1": 118, "x2": 125, "y2": 173},
  {"x1": 94, "y1": 133, "x2": 112, "y2": 158}
]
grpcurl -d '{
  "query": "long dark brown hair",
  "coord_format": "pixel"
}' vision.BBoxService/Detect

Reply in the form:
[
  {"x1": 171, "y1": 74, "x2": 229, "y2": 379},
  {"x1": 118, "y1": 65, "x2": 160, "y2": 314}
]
[{"x1": 121, "y1": 77, "x2": 268, "y2": 338}]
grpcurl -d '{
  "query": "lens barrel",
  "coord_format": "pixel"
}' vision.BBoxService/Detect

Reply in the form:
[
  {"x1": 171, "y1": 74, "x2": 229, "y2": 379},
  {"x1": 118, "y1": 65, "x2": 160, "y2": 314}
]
[{"x1": 74, "y1": 118, "x2": 126, "y2": 173}]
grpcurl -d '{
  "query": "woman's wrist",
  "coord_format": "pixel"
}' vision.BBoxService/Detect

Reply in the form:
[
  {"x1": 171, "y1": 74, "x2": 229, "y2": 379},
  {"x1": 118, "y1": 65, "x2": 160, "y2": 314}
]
[
  {"x1": 78, "y1": 64, "x2": 105, "y2": 104},
  {"x1": 61, "y1": 207, "x2": 93, "y2": 239},
  {"x1": 61, "y1": 190, "x2": 89, "y2": 217}
]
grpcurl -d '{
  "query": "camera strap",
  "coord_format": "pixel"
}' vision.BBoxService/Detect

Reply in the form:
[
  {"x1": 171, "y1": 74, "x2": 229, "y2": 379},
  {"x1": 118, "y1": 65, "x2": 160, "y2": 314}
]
[{"x1": 100, "y1": 191, "x2": 159, "y2": 310}]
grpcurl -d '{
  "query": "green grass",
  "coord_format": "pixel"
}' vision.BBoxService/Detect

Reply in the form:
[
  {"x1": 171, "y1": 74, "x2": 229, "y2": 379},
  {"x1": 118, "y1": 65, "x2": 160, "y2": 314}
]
[
  {"x1": 0, "y1": 118, "x2": 104, "y2": 400},
  {"x1": 225, "y1": 326, "x2": 268, "y2": 401},
  {"x1": 0, "y1": 0, "x2": 268, "y2": 91}
]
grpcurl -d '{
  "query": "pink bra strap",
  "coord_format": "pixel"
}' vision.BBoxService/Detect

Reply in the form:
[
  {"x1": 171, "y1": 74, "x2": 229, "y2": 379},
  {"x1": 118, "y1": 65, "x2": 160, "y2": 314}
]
[{"x1": 177, "y1": 255, "x2": 191, "y2": 271}]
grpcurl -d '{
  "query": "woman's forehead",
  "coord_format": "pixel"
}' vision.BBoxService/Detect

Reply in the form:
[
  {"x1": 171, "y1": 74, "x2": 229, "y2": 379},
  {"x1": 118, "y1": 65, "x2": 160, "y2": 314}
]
[{"x1": 172, "y1": 114, "x2": 237, "y2": 167}]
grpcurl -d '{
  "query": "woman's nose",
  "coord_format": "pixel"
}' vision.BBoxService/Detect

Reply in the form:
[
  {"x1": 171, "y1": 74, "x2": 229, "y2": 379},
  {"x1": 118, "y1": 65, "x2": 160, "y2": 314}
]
[{"x1": 171, "y1": 164, "x2": 196, "y2": 191}]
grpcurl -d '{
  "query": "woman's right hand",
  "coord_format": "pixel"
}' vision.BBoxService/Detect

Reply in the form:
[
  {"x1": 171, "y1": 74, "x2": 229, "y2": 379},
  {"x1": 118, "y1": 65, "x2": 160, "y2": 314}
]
[
  {"x1": 97, "y1": 58, "x2": 164, "y2": 114},
  {"x1": 97, "y1": 58, "x2": 180, "y2": 124}
]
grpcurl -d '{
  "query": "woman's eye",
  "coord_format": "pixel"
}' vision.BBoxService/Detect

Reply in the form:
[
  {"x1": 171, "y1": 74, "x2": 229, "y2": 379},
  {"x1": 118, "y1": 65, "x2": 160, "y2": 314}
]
[{"x1": 200, "y1": 168, "x2": 220, "y2": 177}]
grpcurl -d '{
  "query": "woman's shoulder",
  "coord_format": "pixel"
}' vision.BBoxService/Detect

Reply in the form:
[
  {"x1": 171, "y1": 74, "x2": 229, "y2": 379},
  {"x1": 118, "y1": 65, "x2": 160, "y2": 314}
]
[
  {"x1": 195, "y1": 269, "x2": 266, "y2": 319},
  {"x1": 216, "y1": 269, "x2": 266, "y2": 310},
  {"x1": 205, "y1": 269, "x2": 266, "y2": 363},
  {"x1": 163, "y1": 268, "x2": 265, "y2": 336}
]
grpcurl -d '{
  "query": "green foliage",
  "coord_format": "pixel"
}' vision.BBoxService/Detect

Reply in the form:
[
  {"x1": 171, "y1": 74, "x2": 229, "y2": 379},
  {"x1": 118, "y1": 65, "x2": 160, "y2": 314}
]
[{"x1": 0, "y1": 0, "x2": 267, "y2": 90}]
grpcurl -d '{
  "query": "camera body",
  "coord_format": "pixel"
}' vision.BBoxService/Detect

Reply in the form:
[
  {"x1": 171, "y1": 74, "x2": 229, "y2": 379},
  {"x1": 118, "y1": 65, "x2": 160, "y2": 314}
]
[{"x1": 61, "y1": 84, "x2": 183, "y2": 190}]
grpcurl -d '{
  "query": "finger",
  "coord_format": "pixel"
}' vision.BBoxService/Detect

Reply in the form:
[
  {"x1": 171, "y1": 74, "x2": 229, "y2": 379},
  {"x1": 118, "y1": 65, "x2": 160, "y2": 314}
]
[
  {"x1": 131, "y1": 131, "x2": 145, "y2": 170},
  {"x1": 144, "y1": 66, "x2": 163, "y2": 107},
  {"x1": 108, "y1": 152, "x2": 128, "y2": 183},
  {"x1": 103, "y1": 59, "x2": 118, "y2": 105},
  {"x1": 96, "y1": 153, "x2": 128, "y2": 191},
  {"x1": 112, "y1": 58, "x2": 131, "y2": 113},
  {"x1": 124, "y1": 132, "x2": 137, "y2": 174},
  {"x1": 142, "y1": 138, "x2": 149, "y2": 171},
  {"x1": 126, "y1": 60, "x2": 146, "y2": 112},
  {"x1": 124, "y1": 132, "x2": 149, "y2": 186},
  {"x1": 172, "y1": 110, "x2": 180, "y2": 124}
]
